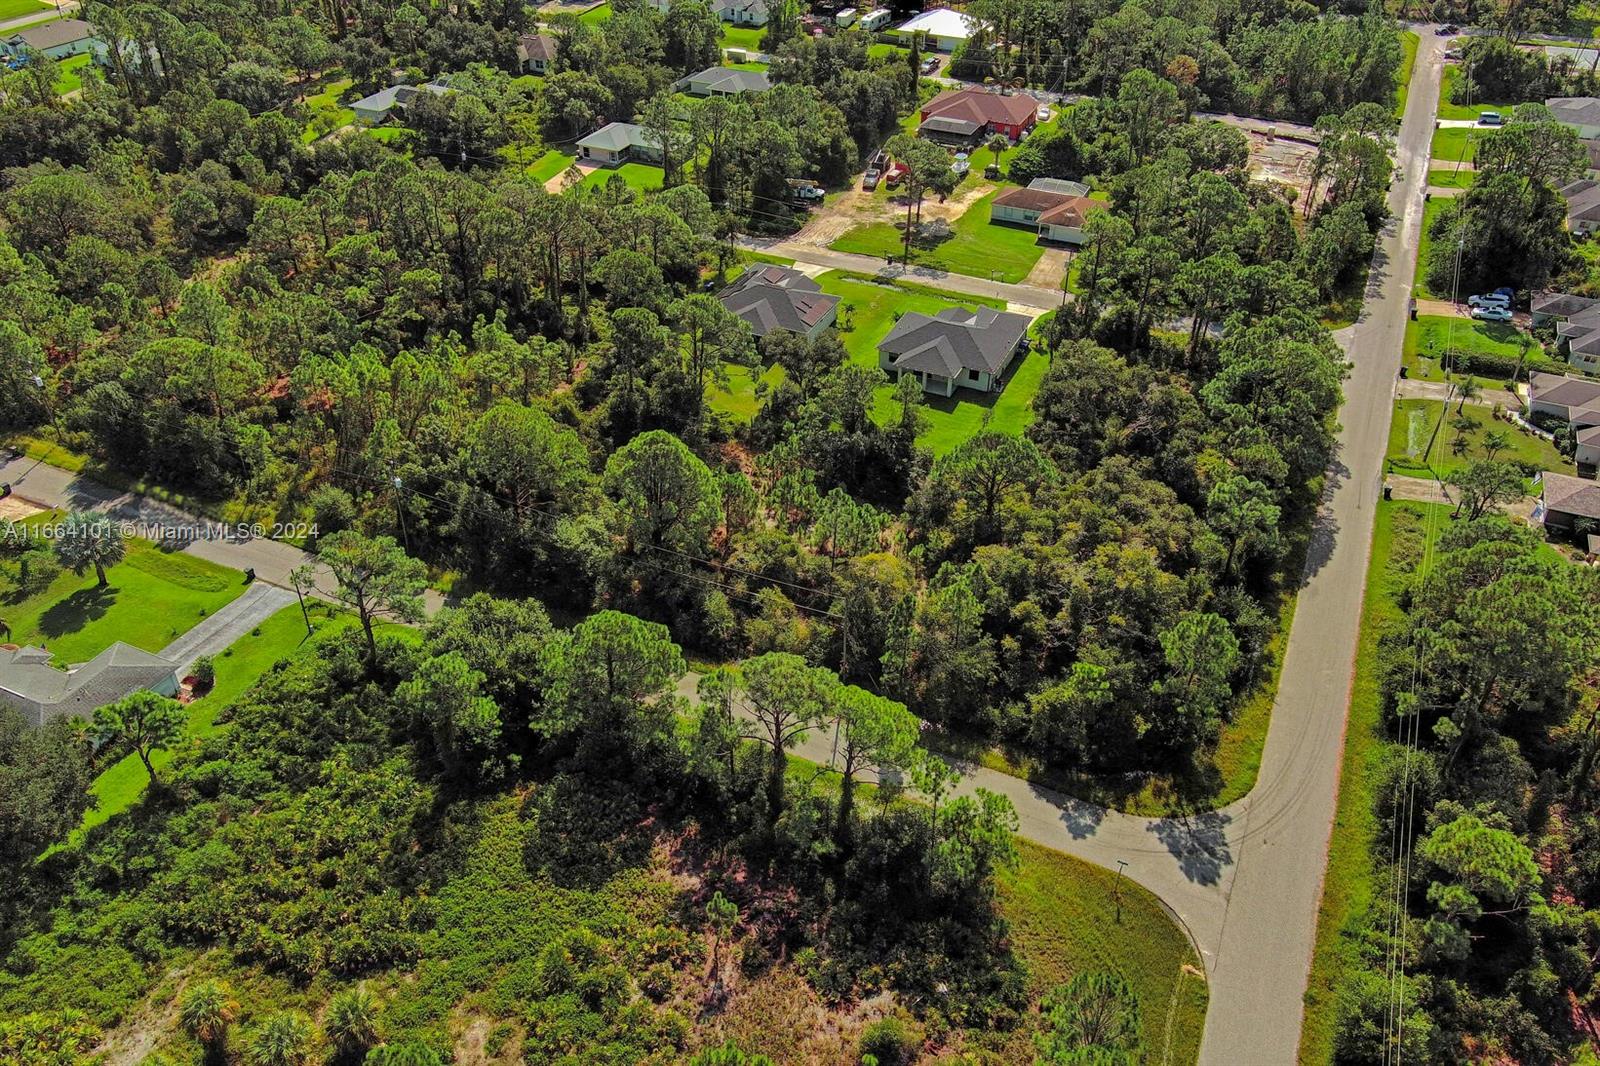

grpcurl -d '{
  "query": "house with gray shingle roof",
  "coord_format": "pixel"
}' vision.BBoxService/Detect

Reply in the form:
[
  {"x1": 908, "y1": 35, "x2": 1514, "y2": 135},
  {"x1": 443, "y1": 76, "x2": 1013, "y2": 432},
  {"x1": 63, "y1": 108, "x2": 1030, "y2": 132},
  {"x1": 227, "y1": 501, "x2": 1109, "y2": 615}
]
[
  {"x1": 1547, "y1": 96, "x2": 1600, "y2": 139},
  {"x1": 576, "y1": 122, "x2": 663, "y2": 166},
  {"x1": 1560, "y1": 179, "x2": 1600, "y2": 235},
  {"x1": 0, "y1": 642, "x2": 178, "y2": 728},
  {"x1": 1537, "y1": 470, "x2": 1600, "y2": 529},
  {"x1": 877, "y1": 305, "x2": 1033, "y2": 396},
  {"x1": 0, "y1": 18, "x2": 103, "y2": 62},
  {"x1": 350, "y1": 79, "x2": 454, "y2": 125},
  {"x1": 718, "y1": 265, "x2": 839, "y2": 340},
  {"x1": 1528, "y1": 370, "x2": 1600, "y2": 428},
  {"x1": 680, "y1": 66, "x2": 771, "y2": 96},
  {"x1": 517, "y1": 33, "x2": 557, "y2": 75}
]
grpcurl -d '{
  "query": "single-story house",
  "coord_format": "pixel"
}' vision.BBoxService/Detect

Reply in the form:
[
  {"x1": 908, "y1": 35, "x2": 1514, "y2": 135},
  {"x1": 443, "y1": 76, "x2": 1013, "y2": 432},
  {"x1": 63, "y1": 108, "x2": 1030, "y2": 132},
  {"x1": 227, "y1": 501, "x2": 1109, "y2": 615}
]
[
  {"x1": 0, "y1": 642, "x2": 179, "y2": 728},
  {"x1": 877, "y1": 305, "x2": 1032, "y2": 396},
  {"x1": 718, "y1": 264, "x2": 839, "y2": 340},
  {"x1": 1559, "y1": 179, "x2": 1600, "y2": 235},
  {"x1": 1529, "y1": 295, "x2": 1600, "y2": 370},
  {"x1": 517, "y1": 33, "x2": 557, "y2": 75},
  {"x1": 1547, "y1": 96, "x2": 1600, "y2": 140},
  {"x1": 680, "y1": 65, "x2": 770, "y2": 96},
  {"x1": 350, "y1": 79, "x2": 453, "y2": 125},
  {"x1": 990, "y1": 180, "x2": 1103, "y2": 244},
  {"x1": 576, "y1": 121, "x2": 664, "y2": 166},
  {"x1": 1584, "y1": 138, "x2": 1600, "y2": 179},
  {"x1": 712, "y1": 0, "x2": 769, "y2": 25},
  {"x1": 0, "y1": 18, "x2": 104, "y2": 61},
  {"x1": 895, "y1": 7, "x2": 985, "y2": 51},
  {"x1": 1531, "y1": 291, "x2": 1600, "y2": 324},
  {"x1": 918, "y1": 86, "x2": 1036, "y2": 144},
  {"x1": 1528, "y1": 370, "x2": 1600, "y2": 428},
  {"x1": 1536, "y1": 470, "x2": 1600, "y2": 530},
  {"x1": 1577, "y1": 425, "x2": 1600, "y2": 472}
]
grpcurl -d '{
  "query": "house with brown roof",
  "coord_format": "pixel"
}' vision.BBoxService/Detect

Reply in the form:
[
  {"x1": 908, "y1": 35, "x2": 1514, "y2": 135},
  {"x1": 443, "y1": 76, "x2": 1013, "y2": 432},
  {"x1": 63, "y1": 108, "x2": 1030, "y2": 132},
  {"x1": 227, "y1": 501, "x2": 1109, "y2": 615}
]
[
  {"x1": 877, "y1": 305, "x2": 1032, "y2": 396},
  {"x1": 1537, "y1": 470, "x2": 1600, "y2": 530},
  {"x1": 990, "y1": 179, "x2": 1104, "y2": 244},
  {"x1": 717, "y1": 264, "x2": 839, "y2": 341},
  {"x1": 917, "y1": 87, "x2": 1037, "y2": 145},
  {"x1": 517, "y1": 33, "x2": 557, "y2": 75}
]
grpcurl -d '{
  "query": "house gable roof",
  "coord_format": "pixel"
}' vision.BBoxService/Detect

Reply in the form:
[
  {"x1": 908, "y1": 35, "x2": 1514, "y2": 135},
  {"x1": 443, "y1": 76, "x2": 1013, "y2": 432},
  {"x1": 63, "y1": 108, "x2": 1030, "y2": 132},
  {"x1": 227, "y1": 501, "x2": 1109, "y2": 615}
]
[
  {"x1": 517, "y1": 33, "x2": 557, "y2": 62},
  {"x1": 1530, "y1": 370, "x2": 1600, "y2": 413},
  {"x1": 1028, "y1": 177, "x2": 1090, "y2": 197},
  {"x1": 1547, "y1": 96, "x2": 1600, "y2": 126},
  {"x1": 1531, "y1": 291, "x2": 1600, "y2": 318},
  {"x1": 577, "y1": 121, "x2": 661, "y2": 152},
  {"x1": 1542, "y1": 470, "x2": 1600, "y2": 519},
  {"x1": 878, "y1": 305, "x2": 1031, "y2": 378},
  {"x1": 896, "y1": 8, "x2": 982, "y2": 38},
  {"x1": 921, "y1": 86, "x2": 1036, "y2": 130},
  {"x1": 1036, "y1": 195, "x2": 1102, "y2": 229},
  {"x1": 0, "y1": 641, "x2": 177, "y2": 725},
  {"x1": 717, "y1": 265, "x2": 838, "y2": 336},
  {"x1": 684, "y1": 66, "x2": 771, "y2": 93},
  {"x1": 1561, "y1": 179, "x2": 1600, "y2": 221},
  {"x1": 8, "y1": 18, "x2": 95, "y2": 50}
]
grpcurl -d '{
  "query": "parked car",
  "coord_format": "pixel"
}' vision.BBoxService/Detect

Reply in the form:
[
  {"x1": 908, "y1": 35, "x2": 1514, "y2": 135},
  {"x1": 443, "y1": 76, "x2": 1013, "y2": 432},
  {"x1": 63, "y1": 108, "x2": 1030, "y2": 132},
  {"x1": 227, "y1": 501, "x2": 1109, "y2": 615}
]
[
  {"x1": 1478, "y1": 110, "x2": 1504, "y2": 126},
  {"x1": 1440, "y1": 22, "x2": 1460, "y2": 32},
  {"x1": 1037, "y1": 105, "x2": 1053, "y2": 122},
  {"x1": 862, "y1": 169, "x2": 880, "y2": 191},
  {"x1": 1470, "y1": 306, "x2": 1513, "y2": 322},
  {"x1": 1468, "y1": 292, "x2": 1511, "y2": 308},
  {"x1": 883, "y1": 160, "x2": 908, "y2": 187},
  {"x1": 921, "y1": 57, "x2": 940, "y2": 74}
]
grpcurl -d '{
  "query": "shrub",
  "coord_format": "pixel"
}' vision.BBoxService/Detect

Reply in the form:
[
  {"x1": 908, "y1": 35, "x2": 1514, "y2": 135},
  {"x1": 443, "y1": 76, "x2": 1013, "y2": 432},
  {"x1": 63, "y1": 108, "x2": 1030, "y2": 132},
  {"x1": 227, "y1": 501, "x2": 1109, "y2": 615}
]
[
  {"x1": 858, "y1": 1016, "x2": 916, "y2": 1066},
  {"x1": 192, "y1": 655, "x2": 216, "y2": 691}
]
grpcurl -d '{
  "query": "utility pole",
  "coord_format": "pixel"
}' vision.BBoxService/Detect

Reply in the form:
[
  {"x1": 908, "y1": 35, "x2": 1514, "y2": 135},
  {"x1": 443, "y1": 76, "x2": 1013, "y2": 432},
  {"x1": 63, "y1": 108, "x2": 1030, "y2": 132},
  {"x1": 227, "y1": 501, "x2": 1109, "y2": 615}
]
[
  {"x1": 1113, "y1": 859, "x2": 1128, "y2": 923},
  {"x1": 392, "y1": 474, "x2": 410, "y2": 552}
]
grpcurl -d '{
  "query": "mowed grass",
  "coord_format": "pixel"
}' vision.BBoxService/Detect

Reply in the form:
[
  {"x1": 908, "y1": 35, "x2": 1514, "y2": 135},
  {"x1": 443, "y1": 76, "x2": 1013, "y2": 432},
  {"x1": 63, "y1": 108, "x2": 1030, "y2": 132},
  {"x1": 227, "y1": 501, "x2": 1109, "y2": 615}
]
[
  {"x1": 1300, "y1": 502, "x2": 1439, "y2": 1065},
  {"x1": 578, "y1": 162, "x2": 664, "y2": 193},
  {"x1": 0, "y1": 528, "x2": 245, "y2": 664},
  {"x1": 1403, "y1": 314, "x2": 1536, "y2": 384},
  {"x1": 1384, "y1": 397, "x2": 1569, "y2": 478},
  {"x1": 75, "y1": 602, "x2": 368, "y2": 838},
  {"x1": 51, "y1": 53, "x2": 91, "y2": 94},
  {"x1": 300, "y1": 76, "x2": 354, "y2": 142},
  {"x1": 719, "y1": 23, "x2": 765, "y2": 51},
  {"x1": 1393, "y1": 30, "x2": 1420, "y2": 118},
  {"x1": 1426, "y1": 166, "x2": 1474, "y2": 190},
  {"x1": 527, "y1": 147, "x2": 579, "y2": 182},
  {"x1": 830, "y1": 186, "x2": 1049, "y2": 283},
  {"x1": 1414, "y1": 198, "x2": 1449, "y2": 297},
  {"x1": 708, "y1": 271, "x2": 1046, "y2": 454},
  {"x1": 1429, "y1": 124, "x2": 1482, "y2": 164},
  {"x1": 999, "y1": 840, "x2": 1209, "y2": 1065},
  {"x1": 1435, "y1": 64, "x2": 1523, "y2": 121},
  {"x1": 0, "y1": 0, "x2": 49, "y2": 19},
  {"x1": 578, "y1": 1, "x2": 610, "y2": 24}
]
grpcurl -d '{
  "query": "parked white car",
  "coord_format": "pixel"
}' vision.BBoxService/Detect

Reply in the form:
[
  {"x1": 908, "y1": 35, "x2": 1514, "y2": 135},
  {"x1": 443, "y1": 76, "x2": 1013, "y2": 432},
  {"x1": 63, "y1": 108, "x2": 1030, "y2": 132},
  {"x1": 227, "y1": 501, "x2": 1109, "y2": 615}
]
[
  {"x1": 1037, "y1": 105, "x2": 1053, "y2": 122},
  {"x1": 1470, "y1": 306, "x2": 1513, "y2": 322},
  {"x1": 1467, "y1": 293, "x2": 1510, "y2": 308}
]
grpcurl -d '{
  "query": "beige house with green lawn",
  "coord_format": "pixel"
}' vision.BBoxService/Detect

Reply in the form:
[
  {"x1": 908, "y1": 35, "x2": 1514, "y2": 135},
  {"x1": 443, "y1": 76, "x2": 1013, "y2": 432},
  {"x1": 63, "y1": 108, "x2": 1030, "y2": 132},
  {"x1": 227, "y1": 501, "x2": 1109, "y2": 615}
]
[{"x1": 877, "y1": 306, "x2": 1032, "y2": 396}]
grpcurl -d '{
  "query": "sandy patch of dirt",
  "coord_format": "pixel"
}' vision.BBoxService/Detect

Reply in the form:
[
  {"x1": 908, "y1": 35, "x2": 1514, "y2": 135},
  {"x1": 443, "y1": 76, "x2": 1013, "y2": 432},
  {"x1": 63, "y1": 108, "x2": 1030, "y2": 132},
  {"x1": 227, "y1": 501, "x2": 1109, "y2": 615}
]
[{"x1": 0, "y1": 496, "x2": 43, "y2": 521}]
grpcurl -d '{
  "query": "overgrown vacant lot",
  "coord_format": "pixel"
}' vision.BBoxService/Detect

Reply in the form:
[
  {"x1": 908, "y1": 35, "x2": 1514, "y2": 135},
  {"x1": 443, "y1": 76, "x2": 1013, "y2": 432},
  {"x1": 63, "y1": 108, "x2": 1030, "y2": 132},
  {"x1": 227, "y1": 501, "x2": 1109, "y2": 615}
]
[{"x1": 0, "y1": 523, "x2": 244, "y2": 663}]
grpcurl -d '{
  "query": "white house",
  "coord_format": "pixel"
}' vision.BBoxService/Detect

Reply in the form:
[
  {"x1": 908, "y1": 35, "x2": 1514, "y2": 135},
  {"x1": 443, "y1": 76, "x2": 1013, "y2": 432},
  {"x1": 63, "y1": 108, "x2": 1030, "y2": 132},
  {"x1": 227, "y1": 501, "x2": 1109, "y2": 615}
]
[
  {"x1": 895, "y1": 8, "x2": 985, "y2": 51},
  {"x1": 680, "y1": 65, "x2": 770, "y2": 96},
  {"x1": 0, "y1": 18, "x2": 105, "y2": 62},
  {"x1": 576, "y1": 121, "x2": 664, "y2": 166},
  {"x1": 1547, "y1": 96, "x2": 1600, "y2": 140},
  {"x1": 350, "y1": 80, "x2": 453, "y2": 125},
  {"x1": 712, "y1": 0, "x2": 769, "y2": 25},
  {"x1": 990, "y1": 180, "x2": 1103, "y2": 244}
]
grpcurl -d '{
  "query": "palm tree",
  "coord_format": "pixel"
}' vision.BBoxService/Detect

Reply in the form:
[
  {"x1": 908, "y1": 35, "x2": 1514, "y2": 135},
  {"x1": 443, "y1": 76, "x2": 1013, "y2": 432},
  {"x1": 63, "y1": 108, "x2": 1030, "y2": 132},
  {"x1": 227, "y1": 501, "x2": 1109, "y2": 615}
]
[
  {"x1": 1456, "y1": 377, "x2": 1481, "y2": 413},
  {"x1": 1482, "y1": 428, "x2": 1511, "y2": 462},
  {"x1": 179, "y1": 980, "x2": 238, "y2": 1066},
  {"x1": 246, "y1": 1011, "x2": 315, "y2": 1066},
  {"x1": 325, "y1": 988, "x2": 381, "y2": 1065},
  {"x1": 984, "y1": 132, "x2": 1010, "y2": 176}
]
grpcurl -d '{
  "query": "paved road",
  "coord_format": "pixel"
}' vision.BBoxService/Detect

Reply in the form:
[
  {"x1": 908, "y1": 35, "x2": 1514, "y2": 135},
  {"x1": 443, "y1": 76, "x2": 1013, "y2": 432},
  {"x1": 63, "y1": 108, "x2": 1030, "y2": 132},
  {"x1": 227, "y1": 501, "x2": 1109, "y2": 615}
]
[
  {"x1": 735, "y1": 237, "x2": 1066, "y2": 311},
  {"x1": 0, "y1": 1, "x2": 73, "y2": 32},
  {"x1": 156, "y1": 582, "x2": 298, "y2": 676},
  {"x1": 0, "y1": 454, "x2": 446, "y2": 614}
]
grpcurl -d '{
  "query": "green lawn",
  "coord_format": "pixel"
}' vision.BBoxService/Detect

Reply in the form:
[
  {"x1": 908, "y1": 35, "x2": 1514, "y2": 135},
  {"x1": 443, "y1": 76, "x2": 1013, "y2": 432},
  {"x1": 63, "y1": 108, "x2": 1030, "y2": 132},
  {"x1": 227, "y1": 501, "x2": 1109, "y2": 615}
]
[
  {"x1": 708, "y1": 270, "x2": 1046, "y2": 455},
  {"x1": 578, "y1": 162, "x2": 664, "y2": 193},
  {"x1": 1299, "y1": 501, "x2": 1440, "y2": 1066},
  {"x1": 527, "y1": 146, "x2": 579, "y2": 182},
  {"x1": 1426, "y1": 166, "x2": 1474, "y2": 190},
  {"x1": 830, "y1": 186, "x2": 1049, "y2": 284},
  {"x1": 1435, "y1": 64, "x2": 1523, "y2": 121},
  {"x1": 719, "y1": 23, "x2": 765, "y2": 51},
  {"x1": 51, "y1": 52, "x2": 90, "y2": 94},
  {"x1": 1393, "y1": 30, "x2": 1420, "y2": 118},
  {"x1": 300, "y1": 76, "x2": 354, "y2": 142},
  {"x1": 1403, "y1": 314, "x2": 1540, "y2": 384},
  {"x1": 1000, "y1": 841, "x2": 1209, "y2": 1065},
  {"x1": 1384, "y1": 397, "x2": 1569, "y2": 479},
  {"x1": 578, "y1": 1, "x2": 610, "y2": 24},
  {"x1": 867, "y1": 42, "x2": 908, "y2": 61},
  {"x1": 74, "y1": 602, "x2": 365, "y2": 839},
  {"x1": 0, "y1": 0, "x2": 50, "y2": 19},
  {"x1": 1429, "y1": 124, "x2": 1482, "y2": 165},
  {"x1": 0, "y1": 531, "x2": 246, "y2": 665}
]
